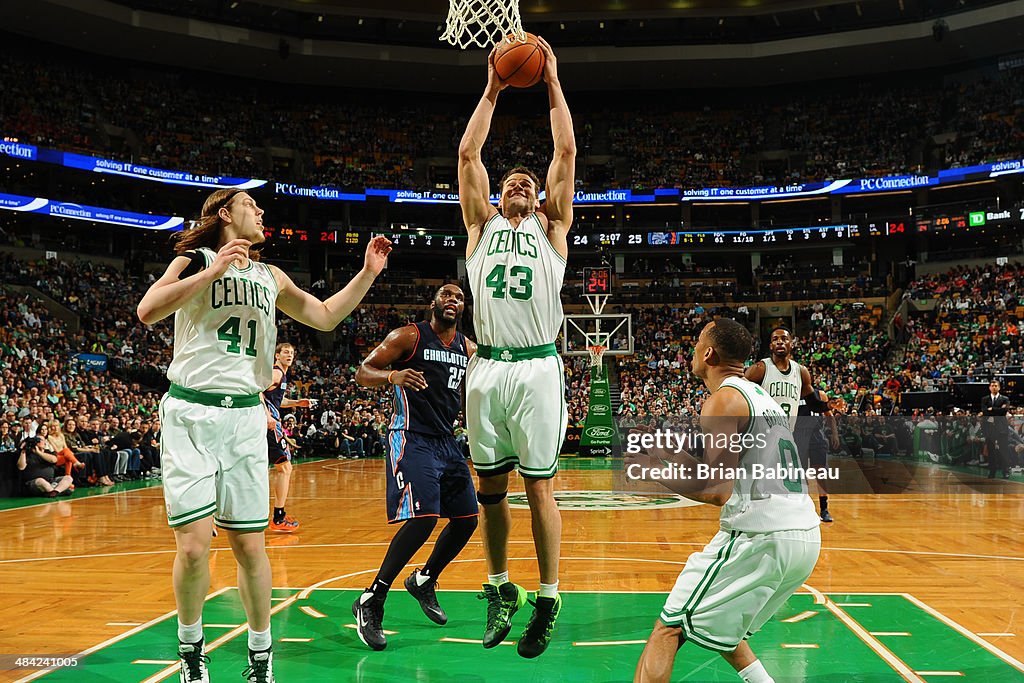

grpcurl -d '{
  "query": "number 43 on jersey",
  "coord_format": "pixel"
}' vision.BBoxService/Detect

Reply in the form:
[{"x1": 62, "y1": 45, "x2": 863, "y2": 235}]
[{"x1": 485, "y1": 264, "x2": 533, "y2": 301}]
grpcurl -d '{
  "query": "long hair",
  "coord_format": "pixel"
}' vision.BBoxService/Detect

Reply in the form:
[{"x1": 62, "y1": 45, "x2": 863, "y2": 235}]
[{"x1": 172, "y1": 189, "x2": 261, "y2": 261}]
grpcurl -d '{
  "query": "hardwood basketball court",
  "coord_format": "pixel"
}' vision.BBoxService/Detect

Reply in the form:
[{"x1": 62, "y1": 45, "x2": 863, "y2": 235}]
[{"x1": 1, "y1": 457, "x2": 1022, "y2": 682}]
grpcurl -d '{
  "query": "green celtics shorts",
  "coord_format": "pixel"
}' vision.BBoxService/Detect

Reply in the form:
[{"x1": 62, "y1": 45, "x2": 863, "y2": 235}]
[
  {"x1": 466, "y1": 345, "x2": 567, "y2": 479},
  {"x1": 159, "y1": 386, "x2": 269, "y2": 531}
]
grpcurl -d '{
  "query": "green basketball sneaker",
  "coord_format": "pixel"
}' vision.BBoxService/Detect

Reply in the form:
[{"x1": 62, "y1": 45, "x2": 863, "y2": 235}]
[
  {"x1": 517, "y1": 594, "x2": 562, "y2": 659},
  {"x1": 478, "y1": 581, "x2": 527, "y2": 648}
]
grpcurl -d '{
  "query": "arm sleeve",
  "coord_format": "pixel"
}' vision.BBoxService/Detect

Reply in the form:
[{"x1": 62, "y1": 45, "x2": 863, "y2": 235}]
[
  {"x1": 805, "y1": 389, "x2": 831, "y2": 412},
  {"x1": 177, "y1": 250, "x2": 206, "y2": 280}
]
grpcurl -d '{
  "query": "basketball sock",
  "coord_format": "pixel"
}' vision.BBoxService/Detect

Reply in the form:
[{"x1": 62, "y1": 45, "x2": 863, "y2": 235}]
[
  {"x1": 422, "y1": 517, "x2": 477, "y2": 581},
  {"x1": 247, "y1": 625, "x2": 272, "y2": 652},
  {"x1": 273, "y1": 507, "x2": 285, "y2": 523},
  {"x1": 819, "y1": 495, "x2": 828, "y2": 511},
  {"x1": 377, "y1": 517, "x2": 437, "y2": 586},
  {"x1": 178, "y1": 618, "x2": 203, "y2": 644},
  {"x1": 414, "y1": 569, "x2": 432, "y2": 586},
  {"x1": 737, "y1": 660, "x2": 775, "y2": 683},
  {"x1": 366, "y1": 578, "x2": 390, "y2": 599},
  {"x1": 488, "y1": 571, "x2": 510, "y2": 586},
  {"x1": 538, "y1": 581, "x2": 559, "y2": 599}
]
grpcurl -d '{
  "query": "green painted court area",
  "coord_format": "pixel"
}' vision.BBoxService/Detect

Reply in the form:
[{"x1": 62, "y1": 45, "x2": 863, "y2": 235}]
[{"x1": 28, "y1": 590, "x2": 1022, "y2": 682}]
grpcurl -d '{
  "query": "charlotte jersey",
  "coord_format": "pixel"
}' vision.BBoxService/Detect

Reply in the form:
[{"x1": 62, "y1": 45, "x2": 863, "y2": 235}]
[
  {"x1": 716, "y1": 376, "x2": 821, "y2": 533},
  {"x1": 166, "y1": 247, "x2": 279, "y2": 394},
  {"x1": 466, "y1": 213, "x2": 566, "y2": 347},
  {"x1": 760, "y1": 357, "x2": 803, "y2": 431},
  {"x1": 265, "y1": 365, "x2": 288, "y2": 420},
  {"x1": 389, "y1": 322, "x2": 468, "y2": 437}
]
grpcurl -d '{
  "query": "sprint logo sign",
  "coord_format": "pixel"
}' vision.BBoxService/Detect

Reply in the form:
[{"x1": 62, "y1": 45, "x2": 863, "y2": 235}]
[{"x1": 507, "y1": 490, "x2": 698, "y2": 511}]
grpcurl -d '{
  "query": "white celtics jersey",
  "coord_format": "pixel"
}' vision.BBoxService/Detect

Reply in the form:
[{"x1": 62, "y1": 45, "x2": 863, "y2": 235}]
[
  {"x1": 466, "y1": 213, "x2": 565, "y2": 347},
  {"x1": 760, "y1": 357, "x2": 803, "y2": 431},
  {"x1": 167, "y1": 248, "x2": 279, "y2": 394},
  {"x1": 716, "y1": 377, "x2": 821, "y2": 533}
]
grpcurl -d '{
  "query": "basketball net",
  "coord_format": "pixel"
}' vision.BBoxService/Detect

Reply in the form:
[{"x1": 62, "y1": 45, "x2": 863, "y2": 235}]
[
  {"x1": 587, "y1": 344, "x2": 607, "y2": 383},
  {"x1": 440, "y1": 0, "x2": 526, "y2": 49}
]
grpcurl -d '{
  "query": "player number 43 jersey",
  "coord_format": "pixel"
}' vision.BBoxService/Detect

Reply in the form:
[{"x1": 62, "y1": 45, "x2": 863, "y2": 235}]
[{"x1": 466, "y1": 213, "x2": 566, "y2": 348}]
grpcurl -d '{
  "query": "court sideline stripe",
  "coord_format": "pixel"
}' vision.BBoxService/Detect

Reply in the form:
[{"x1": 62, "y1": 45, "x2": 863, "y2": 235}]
[
  {"x1": 13, "y1": 587, "x2": 234, "y2": 683},
  {"x1": 901, "y1": 593, "x2": 1024, "y2": 673}
]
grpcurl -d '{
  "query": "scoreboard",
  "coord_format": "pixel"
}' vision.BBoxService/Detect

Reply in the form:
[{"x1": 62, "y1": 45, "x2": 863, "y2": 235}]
[
  {"x1": 573, "y1": 224, "x2": 860, "y2": 248},
  {"x1": 915, "y1": 214, "x2": 968, "y2": 233},
  {"x1": 318, "y1": 230, "x2": 463, "y2": 248},
  {"x1": 267, "y1": 207, "x2": 1022, "y2": 249},
  {"x1": 262, "y1": 225, "x2": 309, "y2": 242},
  {"x1": 913, "y1": 209, "x2": 1019, "y2": 233}
]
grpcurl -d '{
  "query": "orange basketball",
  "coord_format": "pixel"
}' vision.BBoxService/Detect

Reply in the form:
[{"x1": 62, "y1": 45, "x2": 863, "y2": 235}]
[{"x1": 493, "y1": 33, "x2": 546, "y2": 88}]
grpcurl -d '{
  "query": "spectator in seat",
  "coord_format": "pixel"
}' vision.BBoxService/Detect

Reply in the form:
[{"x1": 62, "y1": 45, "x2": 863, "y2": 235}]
[
  {"x1": 140, "y1": 418, "x2": 162, "y2": 478},
  {"x1": 17, "y1": 436, "x2": 73, "y2": 497},
  {"x1": 110, "y1": 428, "x2": 143, "y2": 480},
  {"x1": 281, "y1": 415, "x2": 301, "y2": 459},
  {"x1": 64, "y1": 417, "x2": 114, "y2": 486},
  {"x1": 43, "y1": 419, "x2": 88, "y2": 479},
  {"x1": 339, "y1": 424, "x2": 364, "y2": 459},
  {"x1": 0, "y1": 421, "x2": 17, "y2": 453},
  {"x1": 85, "y1": 417, "x2": 117, "y2": 483}
]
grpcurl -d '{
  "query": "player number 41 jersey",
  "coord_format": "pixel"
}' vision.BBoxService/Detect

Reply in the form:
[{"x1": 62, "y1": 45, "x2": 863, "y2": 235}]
[{"x1": 166, "y1": 248, "x2": 279, "y2": 394}]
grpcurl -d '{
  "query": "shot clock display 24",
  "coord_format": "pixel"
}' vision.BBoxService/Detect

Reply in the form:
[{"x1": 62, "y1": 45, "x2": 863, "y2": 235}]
[{"x1": 583, "y1": 266, "x2": 612, "y2": 295}]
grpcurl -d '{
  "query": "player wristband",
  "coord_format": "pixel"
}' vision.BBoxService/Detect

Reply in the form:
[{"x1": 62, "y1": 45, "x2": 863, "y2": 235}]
[{"x1": 387, "y1": 371, "x2": 396, "y2": 384}]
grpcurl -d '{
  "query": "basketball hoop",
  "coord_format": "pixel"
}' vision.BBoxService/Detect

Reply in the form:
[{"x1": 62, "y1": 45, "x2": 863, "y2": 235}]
[
  {"x1": 587, "y1": 344, "x2": 607, "y2": 369},
  {"x1": 440, "y1": 0, "x2": 526, "y2": 49}
]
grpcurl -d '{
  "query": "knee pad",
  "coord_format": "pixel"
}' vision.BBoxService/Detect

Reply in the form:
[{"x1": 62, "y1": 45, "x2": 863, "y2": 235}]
[{"x1": 477, "y1": 490, "x2": 507, "y2": 505}]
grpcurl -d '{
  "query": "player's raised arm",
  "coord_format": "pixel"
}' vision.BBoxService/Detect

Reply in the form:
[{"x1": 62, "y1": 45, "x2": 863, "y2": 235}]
[
  {"x1": 536, "y1": 36, "x2": 576, "y2": 240},
  {"x1": 273, "y1": 236, "x2": 391, "y2": 331},
  {"x1": 458, "y1": 47, "x2": 504, "y2": 244},
  {"x1": 355, "y1": 325, "x2": 427, "y2": 390}
]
